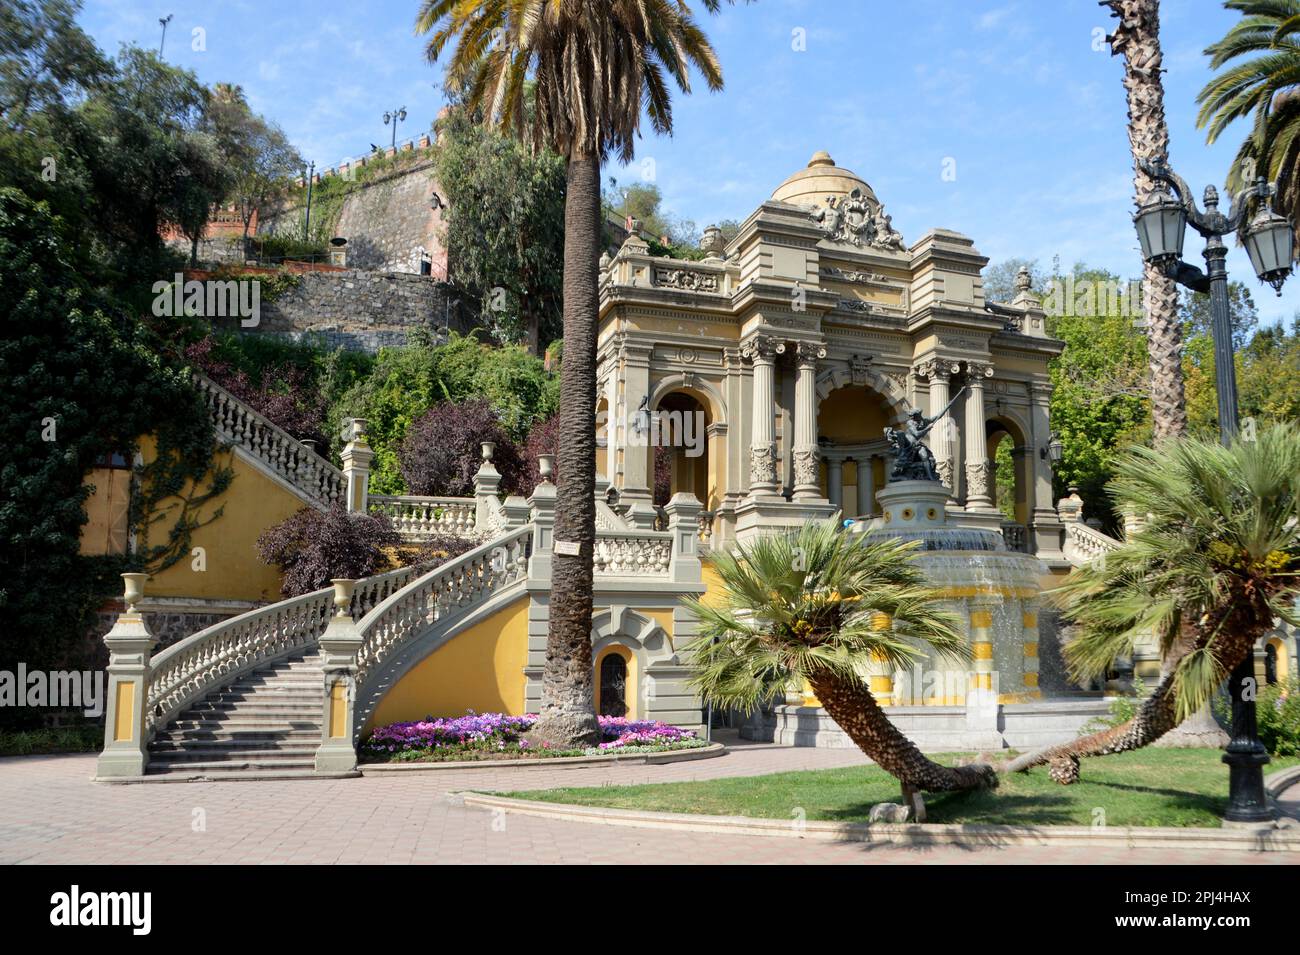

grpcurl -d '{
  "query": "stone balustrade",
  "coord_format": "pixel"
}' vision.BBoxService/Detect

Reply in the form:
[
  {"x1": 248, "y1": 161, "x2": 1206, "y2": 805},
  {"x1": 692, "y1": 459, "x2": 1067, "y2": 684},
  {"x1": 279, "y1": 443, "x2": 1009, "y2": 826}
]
[
  {"x1": 197, "y1": 375, "x2": 347, "y2": 508},
  {"x1": 1062, "y1": 520, "x2": 1122, "y2": 565},
  {"x1": 592, "y1": 530, "x2": 673, "y2": 576},
  {"x1": 144, "y1": 563, "x2": 421, "y2": 736},
  {"x1": 368, "y1": 495, "x2": 478, "y2": 540}
]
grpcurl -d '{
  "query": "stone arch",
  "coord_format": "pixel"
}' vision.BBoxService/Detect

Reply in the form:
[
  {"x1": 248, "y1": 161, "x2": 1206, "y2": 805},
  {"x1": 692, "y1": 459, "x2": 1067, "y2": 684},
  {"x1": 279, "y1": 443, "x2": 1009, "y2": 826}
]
[
  {"x1": 648, "y1": 373, "x2": 727, "y2": 426},
  {"x1": 591, "y1": 605, "x2": 676, "y2": 720},
  {"x1": 814, "y1": 363, "x2": 909, "y2": 426},
  {"x1": 987, "y1": 413, "x2": 1032, "y2": 526}
]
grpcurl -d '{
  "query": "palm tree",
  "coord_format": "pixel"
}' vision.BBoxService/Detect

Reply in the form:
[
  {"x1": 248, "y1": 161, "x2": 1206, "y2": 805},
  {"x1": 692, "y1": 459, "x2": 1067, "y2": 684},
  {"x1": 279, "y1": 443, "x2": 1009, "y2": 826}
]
[
  {"x1": 1006, "y1": 425, "x2": 1300, "y2": 782},
  {"x1": 1103, "y1": 0, "x2": 1189, "y2": 441},
  {"x1": 416, "y1": 1, "x2": 729, "y2": 747},
  {"x1": 1197, "y1": 1, "x2": 1300, "y2": 235},
  {"x1": 685, "y1": 521, "x2": 997, "y2": 793}
]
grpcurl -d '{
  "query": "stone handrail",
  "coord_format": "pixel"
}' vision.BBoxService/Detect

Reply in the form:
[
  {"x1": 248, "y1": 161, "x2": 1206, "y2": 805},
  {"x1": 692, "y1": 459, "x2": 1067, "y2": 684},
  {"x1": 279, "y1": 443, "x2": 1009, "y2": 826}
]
[
  {"x1": 1063, "y1": 520, "x2": 1122, "y2": 566},
  {"x1": 368, "y1": 494, "x2": 478, "y2": 540},
  {"x1": 144, "y1": 563, "x2": 424, "y2": 736},
  {"x1": 593, "y1": 529, "x2": 673, "y2": 576},
  {"x1": 353, "y1": 525, "x2": 534, "y2": 704},
  {"x1": 197, "y1": 375, "x2": 346, "y2": 508}
]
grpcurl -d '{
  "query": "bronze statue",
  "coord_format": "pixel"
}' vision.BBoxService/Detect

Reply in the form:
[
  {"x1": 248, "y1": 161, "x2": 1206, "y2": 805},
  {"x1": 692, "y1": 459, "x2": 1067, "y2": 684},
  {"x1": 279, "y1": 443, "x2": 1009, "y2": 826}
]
[{"x1": 884, "y1": 386, "x2": 967, "y2": 483}]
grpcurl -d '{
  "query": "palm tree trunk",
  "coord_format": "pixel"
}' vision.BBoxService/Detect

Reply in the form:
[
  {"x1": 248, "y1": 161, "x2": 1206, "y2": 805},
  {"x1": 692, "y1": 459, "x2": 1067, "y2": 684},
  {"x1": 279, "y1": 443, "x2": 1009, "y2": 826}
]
[
  {"x1": 1004, "y1": 593, "x2": 1269, "y2": 782},
  {"x1": 807, "y1": 669, "x2": 996, "y2": 793},
  {"x1": 531, "y1": 151, "x2": 601, "y2": 748},
  {"x1": 1104, "y1": 0, "x2": 1188, "y2": 442}
]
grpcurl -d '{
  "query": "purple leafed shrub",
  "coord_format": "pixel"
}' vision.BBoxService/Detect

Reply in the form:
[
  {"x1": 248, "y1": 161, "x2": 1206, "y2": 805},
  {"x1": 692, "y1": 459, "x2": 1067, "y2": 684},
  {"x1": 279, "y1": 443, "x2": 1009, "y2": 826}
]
[
  {"x1": 399, "y1": 398, "x2": 525, "y2": 497},
  {"x1": 256, "y1": 505, "x2": 401, "y2": 597},
  {"x1": 186, "y1": 337, "x2": 328, "y2": 447}
]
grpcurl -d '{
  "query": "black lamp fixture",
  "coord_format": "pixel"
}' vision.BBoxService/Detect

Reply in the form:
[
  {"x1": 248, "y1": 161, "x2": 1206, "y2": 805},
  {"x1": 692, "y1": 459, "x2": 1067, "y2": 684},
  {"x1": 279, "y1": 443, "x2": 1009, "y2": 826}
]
[
  {"x1": 1133, "y1": 158, "x2": 1292, "y2": 826},
  {"x1": 1041, "y1": 432, "x2": 1063, "y2": 464},
  {"x1": 383, "y1": 106, "x2": 408, "y2": 151}
]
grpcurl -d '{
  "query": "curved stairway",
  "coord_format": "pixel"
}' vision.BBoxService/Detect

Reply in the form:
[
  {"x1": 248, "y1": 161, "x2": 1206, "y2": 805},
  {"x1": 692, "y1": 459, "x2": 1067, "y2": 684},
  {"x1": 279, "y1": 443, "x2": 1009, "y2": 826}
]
[
  {"x1": 137, "y1": 525, "x2": 535, "y2": 778},
  {"x1": 147, "y1": 651, "x2": 325, "y2": 777}
]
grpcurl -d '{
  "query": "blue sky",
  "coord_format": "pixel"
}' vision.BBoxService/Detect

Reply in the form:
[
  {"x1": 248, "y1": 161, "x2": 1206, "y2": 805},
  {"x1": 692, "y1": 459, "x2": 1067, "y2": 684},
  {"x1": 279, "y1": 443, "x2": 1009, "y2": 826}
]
[{"x1": 80, "y1": 0, "x2": 1300, "y2": 326}]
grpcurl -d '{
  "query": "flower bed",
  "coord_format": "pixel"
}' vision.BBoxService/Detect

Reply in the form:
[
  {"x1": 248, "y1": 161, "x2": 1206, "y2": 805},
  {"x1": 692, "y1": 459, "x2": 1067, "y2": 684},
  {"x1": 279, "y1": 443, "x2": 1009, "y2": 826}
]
[{"x1": 361, "y1": 712, "x2": 705, "y2": 762}]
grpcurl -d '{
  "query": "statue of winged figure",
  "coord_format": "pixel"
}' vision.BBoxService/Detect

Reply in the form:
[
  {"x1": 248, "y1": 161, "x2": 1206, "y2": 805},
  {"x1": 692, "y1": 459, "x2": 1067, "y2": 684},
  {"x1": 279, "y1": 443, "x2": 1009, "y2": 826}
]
[{"x1": 884, "y1": 386, "x2": 968, "y2": 483}]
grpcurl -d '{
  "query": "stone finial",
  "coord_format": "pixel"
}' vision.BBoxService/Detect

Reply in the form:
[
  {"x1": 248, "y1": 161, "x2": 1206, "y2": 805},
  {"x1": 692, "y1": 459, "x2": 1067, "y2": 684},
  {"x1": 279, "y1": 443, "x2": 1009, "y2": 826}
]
[
  {"x1": 700, "y1": 225, "x2": 725, "y2": 256},
  {"x1": 481, "y1": 441, "x2": 495, "y2": 462},
  {"x1": 121, "y1": 573, "x2": 147, "y2": 613},
  {"x1": 1056, "y1": 486, "x2": 1085, "y2": 523},
  {"x1": 1015, "y1": 266, "x2": 1032, "y2": 294},
  {"x1": 330, "y1": 579, "x2": 357, "y2": 618},
  {"x1": 538, "y1": 454, "x2": 555, "y2": 484}
]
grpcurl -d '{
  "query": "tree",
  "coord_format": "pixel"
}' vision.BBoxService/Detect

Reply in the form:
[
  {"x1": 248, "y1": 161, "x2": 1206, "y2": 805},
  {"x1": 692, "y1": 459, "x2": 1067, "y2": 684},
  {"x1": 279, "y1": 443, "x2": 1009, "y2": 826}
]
[
  {"x1": 1005, "y1": 426, "x2": 1300, "y2": 782},
  {"x1": 1197, "y1": 1, "x2": 1300, "y2": 233},
  {"x1": 256, "y1": 506, "x2": 401, "y2": 598},
  {"x1": 416, "y1": 0, "x2": 732, "y2": 748},
  {"x1": 435, "y1": 105, "x2": 565, "y2": 354},
  {"x1": 206, "y1": 83, "x2": 302, "y2": 244},
  {"x1": 400, "y1": 397, "x2": 526, "y2": 496},
  {"x1": 686, "y1": 521, "x2": 997, "y2": 793},
  {"x1": 1103, "y1": 0, "x2": 1189, "y2": 442},
  {"x1": 0, "y1": 0, "x2": 109, "y2": 132}
]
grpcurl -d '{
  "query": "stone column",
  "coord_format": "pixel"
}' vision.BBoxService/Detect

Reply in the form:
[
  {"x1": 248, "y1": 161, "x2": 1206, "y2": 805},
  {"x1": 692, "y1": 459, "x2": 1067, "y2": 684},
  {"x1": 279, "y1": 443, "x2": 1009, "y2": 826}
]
[
  {"x1": 826, "y1": 456, "x2": 843, "y2": 510},
  {"x1": 527, "y1": 455, "x2": 557, "y2": 583},
  {"x1": 315, "y1": 579, "x2": 362, "y2": 774},
  {"x1": 963, "y1": 361, "x2": 996, "y2": 511},
  {"x1": 791, "y1": 341, "x2": 826, "y2": 501},
  {"x1": 96, "y1": 574, "x2": 155, "y2": 779},
  {"x1": 1026, "y1": 381, "x2": 1064, "y2": 558},
  {"x1": 664, "y1": 491, "x2": 703, "y2": 584},
  {"x1": 340, "y1": 418, "x2": 373, "y2": 514},
  {"x1": 473, "y1": 441, "x2": 503, "y2": 531},
  {"x1": 916, "y1": 359, "x2": 958, "y2": 493},
  {"x1": 618, "y1": 342, "x2": 655, "y2": 515},
  {"x1": 856, "y1": 455, "x2": 875, "y2": 517},
  {"x1": 1021, "y1": 600, "x2": 1040, "y2": 699},
  {"x1": 742, "y1": 336, "x2": 784, "y2": 498}
]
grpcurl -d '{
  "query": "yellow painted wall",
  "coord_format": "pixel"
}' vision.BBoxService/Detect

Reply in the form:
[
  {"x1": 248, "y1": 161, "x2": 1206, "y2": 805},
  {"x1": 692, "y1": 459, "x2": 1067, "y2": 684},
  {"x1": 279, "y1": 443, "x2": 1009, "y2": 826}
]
[
  {"x1": 818, "y1": 386, "x2": 889, "y2": 442},
  {"x1": 365, "y1": 598, "x2": 530, "y2": 730},
  {"x1": 137, "y1": 438, "x2": 304, "y2": 603}
]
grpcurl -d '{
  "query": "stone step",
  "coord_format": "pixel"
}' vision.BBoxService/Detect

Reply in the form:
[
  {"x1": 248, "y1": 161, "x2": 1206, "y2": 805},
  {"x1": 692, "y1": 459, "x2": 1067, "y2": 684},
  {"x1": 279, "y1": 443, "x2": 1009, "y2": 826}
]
[
  {"x1": 145, "y1": 756, "x2": 317, "y2": 775},
  {"x1": 149, "y1": 740, "x2": 321, "y2": 760},
  {"x1": 204, "y1": 688, "x2": 325, "y2": 704},
  {"x1": 154, "y1": 727, "x2": 322, "y2": 743}
]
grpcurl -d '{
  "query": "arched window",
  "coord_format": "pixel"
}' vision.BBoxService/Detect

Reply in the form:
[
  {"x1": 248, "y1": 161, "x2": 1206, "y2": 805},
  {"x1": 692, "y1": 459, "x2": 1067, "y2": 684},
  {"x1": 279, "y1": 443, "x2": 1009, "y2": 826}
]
[{"x1": 598, "y1": 653, "x2": 628, "y2": 717}]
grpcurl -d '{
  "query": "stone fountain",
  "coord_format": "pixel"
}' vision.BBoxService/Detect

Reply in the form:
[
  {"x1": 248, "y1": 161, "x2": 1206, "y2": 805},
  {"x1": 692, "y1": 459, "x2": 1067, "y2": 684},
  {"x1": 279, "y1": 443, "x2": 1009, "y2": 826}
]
[{"x1": 743, "y1": 402, "x2": 1108, "y2": 751}]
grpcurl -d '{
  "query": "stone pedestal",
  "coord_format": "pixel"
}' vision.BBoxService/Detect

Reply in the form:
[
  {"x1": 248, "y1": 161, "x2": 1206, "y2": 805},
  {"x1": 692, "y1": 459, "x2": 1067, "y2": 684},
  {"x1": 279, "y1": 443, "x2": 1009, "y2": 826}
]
[
  {"x1": 97, "y1": 574, "x2": 156, "y2": 780},
  {"x1": 863, "y1": 479, "x2": 951, "y2": 533}
]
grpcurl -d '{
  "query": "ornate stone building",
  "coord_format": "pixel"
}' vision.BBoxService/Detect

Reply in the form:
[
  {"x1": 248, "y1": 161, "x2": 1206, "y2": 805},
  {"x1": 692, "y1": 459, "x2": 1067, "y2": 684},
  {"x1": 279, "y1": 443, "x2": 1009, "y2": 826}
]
[{"x1": 597, "y1": 151, "x2": 1065, "y2": 559}]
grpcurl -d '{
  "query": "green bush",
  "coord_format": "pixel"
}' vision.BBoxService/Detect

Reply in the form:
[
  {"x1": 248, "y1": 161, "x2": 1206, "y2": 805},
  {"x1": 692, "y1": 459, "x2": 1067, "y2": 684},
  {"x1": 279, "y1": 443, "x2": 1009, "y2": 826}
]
[
  {"x1": 0, "y1": 725, "x2": 102, "y2": 757},
  {"x1": 1257, "y1": 678, "x2": 1300, "y2": 757},
  {"x1": 251, "y1": 234, "x2": 327, "y2": 262}
]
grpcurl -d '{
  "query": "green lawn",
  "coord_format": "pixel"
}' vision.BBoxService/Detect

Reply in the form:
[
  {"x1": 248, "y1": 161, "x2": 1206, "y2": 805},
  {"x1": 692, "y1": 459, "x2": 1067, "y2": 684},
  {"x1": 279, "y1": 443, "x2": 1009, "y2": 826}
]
[{"x1": 500, "y1": 749, "x2": 1299, "y2": 828}]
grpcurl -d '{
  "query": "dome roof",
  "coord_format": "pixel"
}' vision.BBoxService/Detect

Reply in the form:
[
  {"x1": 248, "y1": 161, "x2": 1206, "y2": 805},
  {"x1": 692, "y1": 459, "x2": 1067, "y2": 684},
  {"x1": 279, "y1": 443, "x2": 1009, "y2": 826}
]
[{"x1": 771, "y1": 151, "x2": 877, "y2": 208}]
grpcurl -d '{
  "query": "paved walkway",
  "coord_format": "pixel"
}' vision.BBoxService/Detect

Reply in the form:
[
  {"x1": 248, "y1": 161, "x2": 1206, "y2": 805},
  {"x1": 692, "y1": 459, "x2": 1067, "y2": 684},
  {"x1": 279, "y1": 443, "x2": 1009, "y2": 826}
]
[{"x1": 1, "y1": 734, "x2": 1295, "y2": 864}]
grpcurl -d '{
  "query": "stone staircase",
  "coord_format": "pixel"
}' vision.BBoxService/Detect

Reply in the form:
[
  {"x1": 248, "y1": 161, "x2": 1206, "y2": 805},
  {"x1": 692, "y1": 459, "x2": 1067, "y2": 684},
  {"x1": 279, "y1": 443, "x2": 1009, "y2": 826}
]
[{"x1": 147, "y1": 651, "x2": 325, "y2": 777}]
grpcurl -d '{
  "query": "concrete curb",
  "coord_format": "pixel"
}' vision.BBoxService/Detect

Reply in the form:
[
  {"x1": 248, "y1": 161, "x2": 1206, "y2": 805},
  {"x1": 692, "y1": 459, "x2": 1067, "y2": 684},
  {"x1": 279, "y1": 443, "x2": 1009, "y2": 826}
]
[
  {"x1": 1265, "y1": 763, "x2": 1300, "y2": 800},
  {"x1": 361, "y1": 742, "x2": 726, "y2": 774},
  {"x1": 458, "y1": 792, "x2": 1300, "y2": 852},
  {"x1": 94, "y1": 770, "x2": 361, "y2": 785}
]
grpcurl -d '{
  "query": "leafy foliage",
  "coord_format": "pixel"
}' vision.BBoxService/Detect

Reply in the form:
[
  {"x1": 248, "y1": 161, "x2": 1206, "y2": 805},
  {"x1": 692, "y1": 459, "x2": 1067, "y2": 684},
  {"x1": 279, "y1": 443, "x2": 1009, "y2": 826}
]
[
  {"x1": 435, "y1": 105, "x2": 565, "y2": 351},
  {"x1": 399, "y1": 398, "x2": 526, "y2": 497},
  {"x1": 685, "y1": 520, "x2": 966, "y2": 714},
  {"x1": 255, "y1": 506, "x2": 400, "y2": 598},
  {"x1": 0, "y1": 188, "x2": 218, "y2": 687},
  {"x1": 1051, "y1": 425, "x2": 1300, "y2": 721}
]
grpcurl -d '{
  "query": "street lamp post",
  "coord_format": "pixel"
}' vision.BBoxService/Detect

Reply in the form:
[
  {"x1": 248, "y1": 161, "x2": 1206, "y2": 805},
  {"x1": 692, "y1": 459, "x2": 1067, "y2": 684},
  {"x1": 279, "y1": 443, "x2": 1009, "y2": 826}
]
[
  {"x1": 383, "y1": 106, "x2": 408, "y2": 151},
  {"x1": 1133, "y1": 158, "x2": 1295, "y2": 825}
]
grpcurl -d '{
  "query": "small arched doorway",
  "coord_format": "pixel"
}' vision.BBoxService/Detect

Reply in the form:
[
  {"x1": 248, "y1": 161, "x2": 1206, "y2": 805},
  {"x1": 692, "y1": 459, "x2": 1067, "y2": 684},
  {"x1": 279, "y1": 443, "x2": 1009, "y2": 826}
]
[
  {"x1": 595, "y1": 646, "x2": 635, "y2": 717},
  {"x1": 986, "y1": 416, "x2": 1031, "y2": 527}
]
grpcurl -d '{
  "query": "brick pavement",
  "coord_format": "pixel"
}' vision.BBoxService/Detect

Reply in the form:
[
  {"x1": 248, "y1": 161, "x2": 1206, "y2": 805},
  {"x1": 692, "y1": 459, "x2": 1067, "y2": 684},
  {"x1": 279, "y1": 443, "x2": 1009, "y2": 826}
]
[{"x1": 0, "y1": 734, "x2": 1293, "y2": 864}]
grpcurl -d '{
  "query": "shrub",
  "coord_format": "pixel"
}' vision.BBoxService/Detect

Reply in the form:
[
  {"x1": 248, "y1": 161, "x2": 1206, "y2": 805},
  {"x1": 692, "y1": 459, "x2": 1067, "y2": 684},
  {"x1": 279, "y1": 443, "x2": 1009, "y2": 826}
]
[
  {"x1": 256, "y1": 506, "x2": 401, "y2": 597},
  {"x1": 400, "y1": 398, "x2": 525, "y2": 497},
  {"x1": 187, "y1": 335, "x2": 328, "y2": 446},
  {"x1": 1257, "y1": 677, "x2": 1300, "y2": 757}
]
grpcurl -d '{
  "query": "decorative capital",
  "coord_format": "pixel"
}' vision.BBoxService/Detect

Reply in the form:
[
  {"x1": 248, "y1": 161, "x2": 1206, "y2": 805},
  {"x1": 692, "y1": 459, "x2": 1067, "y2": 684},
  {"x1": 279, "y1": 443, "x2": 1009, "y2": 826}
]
[
  {"x1": 966, "y1": 360, "x2": 994, "y2": 381},
  {"x1": 913, "y1": 357, "x2": 958, "y2": 383},
  {"x1": 740, "y1": 336, "x2": 785, "y2": 363},
  {"x1": 796, "y1": 341, "x2": 827, "y2": 367}
]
